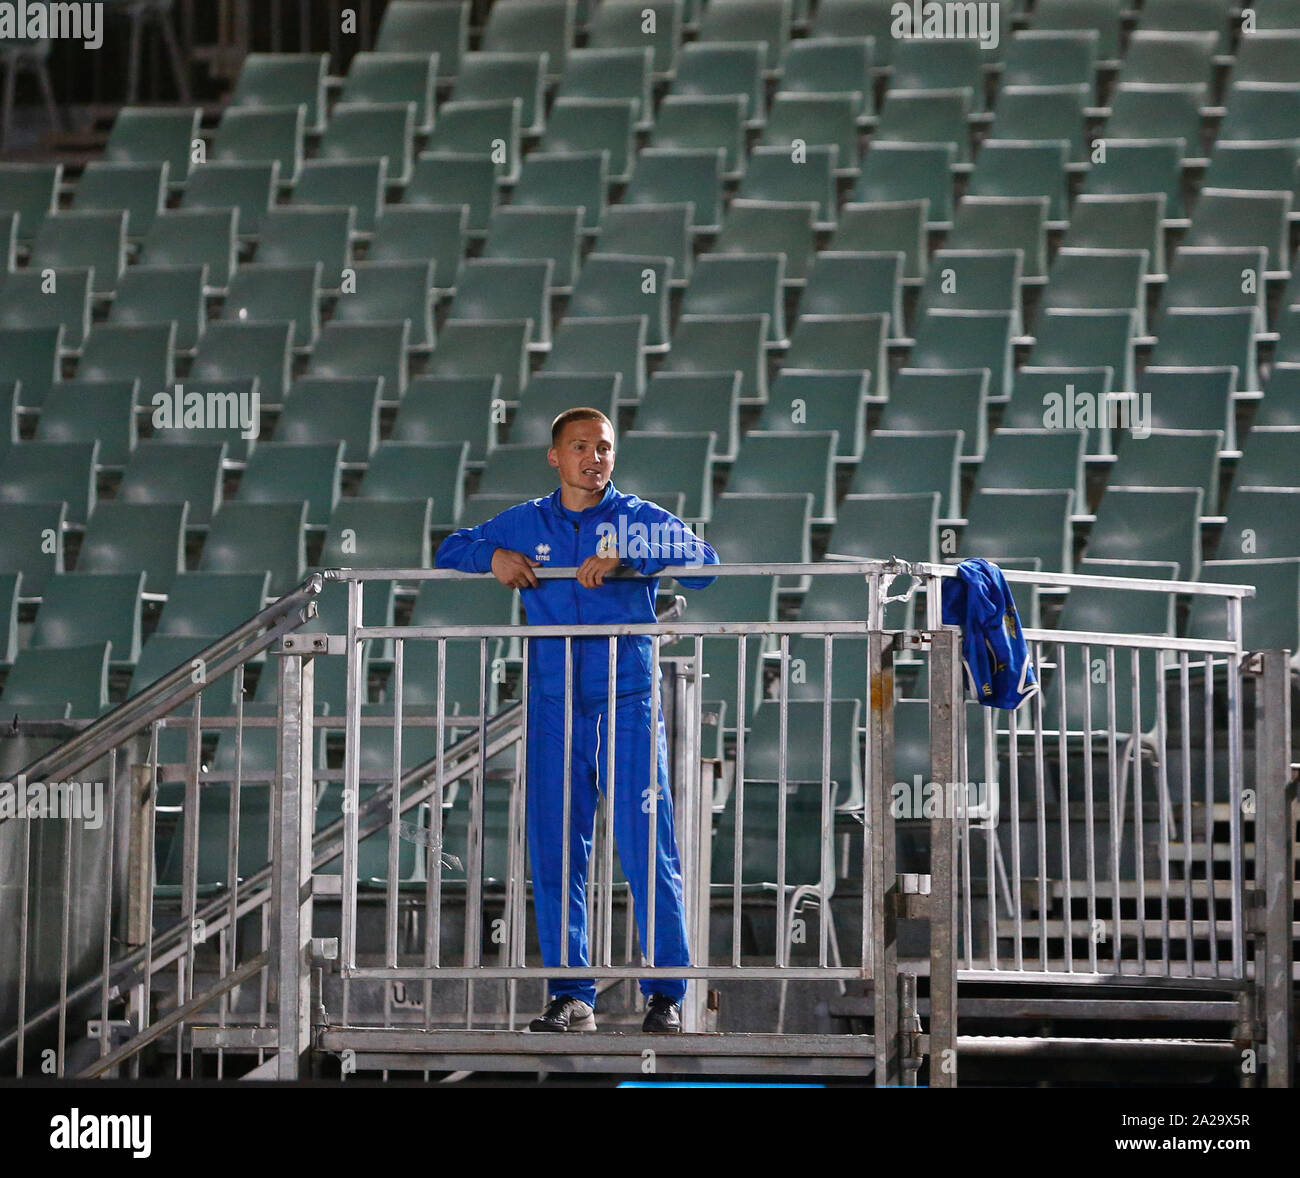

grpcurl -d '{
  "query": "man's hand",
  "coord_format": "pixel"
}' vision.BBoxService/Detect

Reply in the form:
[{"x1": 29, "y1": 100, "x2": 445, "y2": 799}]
[
  {"x1": 490, "y1": 548, "x2": 540, "y2": 589},
  {"x1": 576, "y1": 554, "x2": 621, "y2": 589}
]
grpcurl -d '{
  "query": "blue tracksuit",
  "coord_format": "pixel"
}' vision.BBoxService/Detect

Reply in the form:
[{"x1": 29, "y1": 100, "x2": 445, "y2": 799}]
[
  {"x1": 941, "y1": 557, "x2": 1039, "y2": 710},
  {"x1": 436, "y1": 482, "x2": 718, "y2": 1005}
]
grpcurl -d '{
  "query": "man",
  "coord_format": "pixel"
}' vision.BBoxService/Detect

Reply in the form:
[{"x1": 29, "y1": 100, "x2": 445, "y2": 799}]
[{"x1": 435, "y1": 408, "x2": 719, "y2": 1032}]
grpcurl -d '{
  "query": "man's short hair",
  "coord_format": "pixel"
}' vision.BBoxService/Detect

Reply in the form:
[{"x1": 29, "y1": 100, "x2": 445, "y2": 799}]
[{"x1": 551, "y1": 407, "x2": 615, "y2": 446}]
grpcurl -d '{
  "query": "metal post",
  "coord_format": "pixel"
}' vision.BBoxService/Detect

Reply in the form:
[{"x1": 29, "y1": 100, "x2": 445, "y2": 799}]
[
  {"x1": 928, "y1": 627, "x2": 960, "y2": 1088},
  {"x1": 868, "y1": 629, "x2": 900, "y2": 1085},
  {"x1": 1253, "y1": 650, "x2": 1294, "y2": 1088},
  {"x1": 272, "y1": 647, "x2": 316, "y2": 1080}
]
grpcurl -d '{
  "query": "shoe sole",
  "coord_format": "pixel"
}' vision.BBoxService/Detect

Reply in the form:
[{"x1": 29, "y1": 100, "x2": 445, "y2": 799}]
[{"x1": 528, "y1": 1017, "x2": 598, "y2": 1032}]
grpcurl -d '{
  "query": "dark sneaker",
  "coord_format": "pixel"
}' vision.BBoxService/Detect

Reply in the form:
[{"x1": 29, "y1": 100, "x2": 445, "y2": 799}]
[
  {"x1": 641, "y1": 994, "x2": 682, "y2": 1033},
  {"x1": 528, "y1": 996, "x2": 596, "y2": 1032}
]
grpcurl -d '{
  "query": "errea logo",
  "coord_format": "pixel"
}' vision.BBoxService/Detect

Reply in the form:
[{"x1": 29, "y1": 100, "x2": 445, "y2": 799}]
[{"x1": 534, "y1": 543, "x2": 551, "y2": 562}]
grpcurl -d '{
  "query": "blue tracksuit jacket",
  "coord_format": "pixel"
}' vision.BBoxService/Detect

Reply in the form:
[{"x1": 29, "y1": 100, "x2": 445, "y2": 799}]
[
  {"x1": 435, "y1": 482, "x2": 718, "y2": 1006},
  {"x1": 941, "y1": 557, "x2": 1039, "y2": 710}
]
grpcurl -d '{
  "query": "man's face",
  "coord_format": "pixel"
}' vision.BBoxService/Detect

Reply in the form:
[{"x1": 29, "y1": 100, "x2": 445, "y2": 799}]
[{"x1": 548, "y1": 418, "x2": 616, "y2": 496}]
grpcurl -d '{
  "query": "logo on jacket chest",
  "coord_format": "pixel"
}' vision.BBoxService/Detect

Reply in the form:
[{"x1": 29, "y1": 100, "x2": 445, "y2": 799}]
[{"x1": 534, "y1": 543, "x2": 551, "y2": 562}]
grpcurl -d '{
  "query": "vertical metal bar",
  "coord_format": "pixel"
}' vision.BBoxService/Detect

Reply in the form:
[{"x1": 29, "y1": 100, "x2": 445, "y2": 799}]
[
  {"x1": 1224, "y1": 599, "x2": 1245, "y2": 975},
  {"x1": 604, "y1": 636, "x2": 617, "y2": 968},
  {"x1": 775, "y1": 633, "x2": 789, "y2": 969},
  {"x1": 1204, "y1": 652, "x2": 1219, "y2": 975},
  {"x1": 1131, "y1": 647, "x2": 1147, "y2": 974},
  {"x1": 1155, "y1": 649, "x2": 1171, "y2": 974},
  {"x1": 984, "y1": 708, "x2": 997, "y2": 971},
  {"x1": 387, "y1": 638, "x2": 404, "y2": 969},
  {"x1": 515, "y1": 636, "x2": 528, "y2": 976},
  {"x1": 958, "y1": 702, "x2": 974, "y2": 972},
  {"x1": 1008, "y1": 706, "x2": 1023, "y2": 971},
  {"x1": 646, "y1": 635, "x2": 661, "y2": 968},
  {"x1": 431, "y1": 637, "x2": 447, "y2": 973},
  {"x1": 1106, "y1": 646, "x2": 1122, "y2": 973},
  {"x1": 98, "y1": 751, "x2": 117, "y2": 1060},
  {"x1": 341, "y1": 578, "x2": 364, "y2": 974},
  {"x1": 57, "y1": 771, "x2": 73, "y2": 1076},
  {"x1": 732, "y1": 634, "x2": 746, "y2": 968},
  {"x1": 820, "y1": 634, "x2": 833, "y2": 968},
  {"x1": 1179, "y1": 652, "x2": 1194, "y2": 971},
  {"x1": 466, "y1": 638, "x2": 489, "y2": 975},
  {"x1": 138, "y1": 721, "x2": 160, "y2": 1078},
  {"x1": 928, "y1": 627, "x2": 959, "y2": 1088},
  {"x1": 225, "y1": 664, "x2": 246, "y2": 1030},
  {"x1": 1031, "y1": 640, "x2": 1048, "y2": 972},
  {"x1": 868, "y1": 627, "x2": 899, "y2": 1085},
  {"x1": 15, "y1": 761, "x2": 32, "y2": 1077},
  {"x1": 1079, "y1": 645, "x2": 1099, "y2": 974},
  {"x1": 561, "y1": 636, "x2": 573, "y2": 969},
  {"x1": 181, "y1": 694, "x2": 202, "y2": 1017},
  {"x1": 1056, "y1": 642, "x2": 1073, "y2": 973}
]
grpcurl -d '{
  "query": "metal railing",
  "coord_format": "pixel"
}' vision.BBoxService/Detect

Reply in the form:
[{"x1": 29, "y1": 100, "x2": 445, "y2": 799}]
[{"x1": 0, "y1": 559, "x2": 1291, "y2": 1085}]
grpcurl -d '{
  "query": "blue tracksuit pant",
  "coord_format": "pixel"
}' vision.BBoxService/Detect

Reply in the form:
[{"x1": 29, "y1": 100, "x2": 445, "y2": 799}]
[{"x1": 527, "y1": 691, "x2": 691, "y2": 1007}]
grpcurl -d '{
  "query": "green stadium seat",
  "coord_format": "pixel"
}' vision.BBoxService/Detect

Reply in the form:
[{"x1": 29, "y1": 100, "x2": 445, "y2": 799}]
[
  {"x1": 1138, "y1": 366, "x2": 1238, "y2": 450},
  {"x1": 321, "y1": 498, "x2": 432, "y2": 569},
  {"x1": 814, "y1": 0, "x2": 894, "y2": 62},
  {"x1": 230, "y1": 52, "x2": 327, "y2": 134},
  {"x1": 481, "y1": 0, "x2": 573, "y2": 79},
  {"x1": 201, "y1": 501, "x2": 307, "y2": 593},
  {"x1": 0, "y1": 439, "x2": 97, "y2": 525},
  {"x1": 762, "y1": 370, "x2": 868, "y2": 462},
  {"x1": 560, "y1": 48, "x2": 654, "y2": 126},
  {"x1": 360, "y1": 440, "x2": 469, "y2": 530},
  {"x1": 919, "y1": 249, "x2": 1023, "y2": 334},
  {"x1": 763, "y1": 92, "x2": 859, "y2": 175},
  {"x1": 274, "y1": 376, "x2": 381, "y2": 461},
  {"x1": 1041, "y1": 247, "x2": 1148, "y2": 332},
  {"x1": 79, "y1": 323, "x2": 175, "y2": 394},
  {"x1": 662, "y1": 313, "x2": 768, "y2": 402},
  {"x1": 1218, "y1": 488, "x2": 1300, "y2": 559},
  {"x1": 1187, "y1": 558, "x2": 1300, "y2": 654},
  {"x1": 739, "y1": 145, "x2": 838, "y2": 226},
  {"x1": 447, "y1": 258, "x2": 550, "y2": 345},
  {"x1": 31, "y1": 570, "x2": 144, "y2": 665},
  {"x1": 612, "y1": 430, "x2": 716, "y2": 523},
  {"x1": 891, "y1": 37, "x2": 988, "y2": 108},
  {"x1": 71, "y1": 160, "x2": 167, "y2": 238},
  {"x1": 341, "y1": 52, "x2": 438, "y2": 135},
  {"x1": 636, "y1": 371, "x2": 741, "y2": 461},
  {"x1": 210, "y1": 104, "x2": 304, "y2": 186},
  {"x1": 429, "y1": 319, "x2": 531, "y2": 401},
  {"x1": 1218, "y1": 82, "x2": 1300, "y2": 142},
  {"x1": 109, "y1": 264, "x2": 207, "y2": 352},
  {"x1": 565, "y1": 253, "x2": 671, "y2": 346},
  {"x1": 586, "y1": 0, "x2": 682, "y2": 77},
  {"x1": 0, "y1": 325, "x2": 61, "y2": 408},
  {"x1": 713, "y1": 198, "x2": 818, "y2": 283},
  {"x1": 1150, "y1": 307, "x2": 1258, "y2": 393},
  {"x1": 0, "y1": 267, "x2": 92, "y2": 351},
  {"x1": 883, "y1": 367, "x2": 989, "y2": 457},
  {"x1": 651, "y1": 95, "x2": 747, "y2": 179},
  {"x1": 143, "y1": 378, "x2": 260, "y2": 462},
  {"x1": 827, "y1": 491, "x2": 939, "y2": 562},
  {"x1": 1233, "y1": 31, "x2": 1300, "y2": 83},
  {"x1": 976, "y1": 427, "x2": 1087, "y2": 502},
  {"x1": 179, "y1": 161, "x2": 275, "y2": 238},
  {"x1": 597, "y1": 203, "x2": 693, "y2": 288},
  {"x1": 1035, "y1": 0, "x2": 1122, "y2": 60},
  {"x1": 674, "y1": 42, "x2": 765, "y2": 126},
  {"x1": 191, "y1": 321, "x2": 293, "y2": 406},
  {"x1": 237, "y1": 440, "x2": 342, "y2": 528},
  {"x1": 391, "y1": 374, "x2": 502, "y2": 462},
  {"x1": 369, "y1": 204, "x2": 467, "y2": 289},
  {"x1": 0, "y1": 501, "x2": 64, "y2": 596},
  {"x1": 320, "y1": 101, "x2": 414, "y2": 186},
  {"x1": 404, "y1": 152, "x2": 498, "y2": 238},
  {"x1": 1250, "y1": 0, "x2": 1300, "y2": 32},
  {"x1": 544, "y1": 314, "x2": 644, "y2": 400},
  {"x1": 1105, "y1": 83, "x2": 1207, "y2": 153},
  {"x1": 80, "y1": 501, "x2": 188, "y2": 593},
  {"x1": 333, "y1": 260, "x2": 435, "y2": 350},
  {"x1": 256, "y1": 206, "x2": 353, "y2": 286},
  {"x1": 911, "y1": 309, "x2": 1015, "y2": 399},
  {"x1": 697, "y1": 0, "x2": 790, "y2": 70},
  {"x1": 426, "y1": 98, "x2": 521, "y2": 182},
  {"x1": 967, "y1": 139, "x2": 1070, "y2": 223},
  {"x1": 1119, "y1": 30, "x2": 1217, "y2": 87},
  {"x1": 1108, "y1": 428, "x2": 1224, "y2": 510},
  {"x1": 30, "y1": 210, "x2": 126, "y2": 295},
  {"x1": 140, "y1": 207, "x2": 238, "y2": 290},
  {"x1": 375, "y1": 1, "x2": 467, "y2": 79},
  {"x1": 728, "y1": 430, "x2": 837, "y2": 524},
  {"x1": 0, "y1": 572, "x2": 18, "y2": 664},
  {"x1": 1163, "y1": 247, "x2": 1268, "y2": 330},
  {"x1": 961, "y1": 488, "x2": 1075, "y2": 572},
  {"x1": 310, "y1": 321, "x2": 411, "y2": 399},
  {"x1": 1, "y1": 642, "x2": 110, "y2": 718},
  {"x1": 455, "y1": 51, "x2": 547, "y2": 137},
  {"x1": 1066, "y1": 193, "x2": 1167, "y2": 274},
  {"x1": 510, "y1": 149, "x2": 606, "y2": 232},
  {"x1": 290, "y1": 158, "x2": 386, "y2": 235},
  {"x1": 706, "y1": 493, "x2": 813, "y2": 582},
  {"x1": 624, "y1": 152, "x2": 724, "y2": 241},
  {"x1": 119, "y1": 441, "x2": 226, "y2": 527},
  {"x1": 224, "y1": 262, "x2": 320, "y2": 349},
  {"x1": 784, "y1": 313, "x2": 888, "y2": 397},
  {"x1": 37, "y1": 379, "x2": 139, "y2": 467},
  {"x1": 486, "y1": 206, "x2": 582, "y2": 293},
  {"x1": 541, "y1": 97, "x2": 636, "y2": 184},
  {"x1": 855, "y1": 142, "x2": 955, "y2": 225},
  {"x1": 875, "y1": 87, "x2": 971, "y2": 164},
  {"x1": 1140, "y1": 0, "x2": 1232, "y2": 54},
  {"x1": 0, "y1": 161, "x2": 59, "y2": 241},
  {"x1": 801, "y1": 251, "x2": 903, "y2": 336},
  {"x1": 830, "y1": 201, "x2": 927, "y2": 280},
  {"x1": 1087, "y1": 487, "x2": 1203, "y2": 576},
  {"x1": 992, "y1": 84, "x2": 1089, "y2": 164},
  {"x1": 1256, "y1": 363, "x2": 1300, "y2": 427},
  {"x1": 780, "y1": 36, "x2": 874, "y2": 121},
  {"x1": 1002, "y1": 30, "x2": 1098, "y2": 91},
  {"x1": 851, "y1": 430, "x2": 962, "y2": 517},
  {"x1": 1202, "y1": 142, "x2": 1299, "y2": 203},
  {"x1": 509, "y1": 372, "x2": 620, "y2": 448},
  {"x1": 1234, "y1": 425, "x2": 1300, "y2": 492},
  {"x1": 1030, "y1": 308, "x2": 1136, "y2": 393}
]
